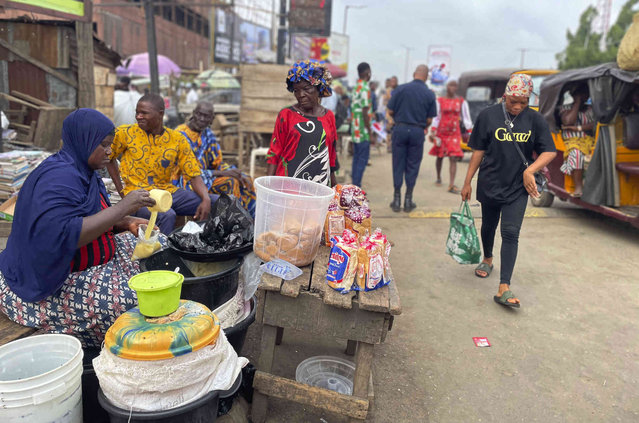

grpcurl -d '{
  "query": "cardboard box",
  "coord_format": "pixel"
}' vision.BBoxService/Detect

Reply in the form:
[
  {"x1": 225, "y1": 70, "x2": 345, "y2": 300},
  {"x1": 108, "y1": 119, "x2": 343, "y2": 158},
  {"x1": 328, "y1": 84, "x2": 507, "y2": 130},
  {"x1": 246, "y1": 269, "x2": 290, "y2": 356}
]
[{"x1": 0, "y1": 196, "x2": 17, "y2": 222}]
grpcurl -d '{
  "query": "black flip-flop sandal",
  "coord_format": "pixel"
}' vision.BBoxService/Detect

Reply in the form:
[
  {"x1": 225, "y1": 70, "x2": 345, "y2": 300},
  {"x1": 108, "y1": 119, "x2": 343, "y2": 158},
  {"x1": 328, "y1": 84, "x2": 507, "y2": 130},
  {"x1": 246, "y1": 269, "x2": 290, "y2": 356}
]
[
  {"x1": 494, "y1": 290, "x2": 520, "y2": 308},
  {"x1": 475, "y1": 262, "x2": 493, "y2": 278}
]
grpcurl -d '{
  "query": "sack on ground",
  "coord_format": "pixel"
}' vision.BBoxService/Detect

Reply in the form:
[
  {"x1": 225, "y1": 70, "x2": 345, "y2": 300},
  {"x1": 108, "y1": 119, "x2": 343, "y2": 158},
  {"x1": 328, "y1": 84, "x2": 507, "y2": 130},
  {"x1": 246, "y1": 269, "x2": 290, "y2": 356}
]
[
  {"x1": 446, "y1": 201, "x2": 481, "y2": 265},
  {"x1": 93, "y1": 330, "x2": 248, "y2": 412}
]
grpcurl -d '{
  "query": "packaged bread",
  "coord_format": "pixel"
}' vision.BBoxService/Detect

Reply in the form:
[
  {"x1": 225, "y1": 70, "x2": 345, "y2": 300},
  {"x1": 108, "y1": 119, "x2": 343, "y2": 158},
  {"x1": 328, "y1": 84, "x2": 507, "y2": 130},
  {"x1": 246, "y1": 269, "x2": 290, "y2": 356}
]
[
  {"x1": 324, "y1": 199, "x2": 345, "y2": 245},
  {"x1": 355, "y1": 238, "x2": 385, "y2": 291},
  {"x1": 326, "y1": 229, "x2": 359, "y2": 293},
  {"x1": 369, "y1": 228, "x2": 392, "y2": 286},
  {"x1": 345, "y1": 205, "x2": 372, "y2": 238},
  {"x1": 339, "y1": 185, "x2": 368, "y2": 209}
]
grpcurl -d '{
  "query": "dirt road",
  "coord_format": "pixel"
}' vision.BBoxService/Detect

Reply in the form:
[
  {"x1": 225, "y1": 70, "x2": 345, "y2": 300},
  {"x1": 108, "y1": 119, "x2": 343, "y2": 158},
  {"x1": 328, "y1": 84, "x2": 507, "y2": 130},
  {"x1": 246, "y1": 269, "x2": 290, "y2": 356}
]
[{"x1": 242, "y1": 148, "x2": 639, "y2": 423}]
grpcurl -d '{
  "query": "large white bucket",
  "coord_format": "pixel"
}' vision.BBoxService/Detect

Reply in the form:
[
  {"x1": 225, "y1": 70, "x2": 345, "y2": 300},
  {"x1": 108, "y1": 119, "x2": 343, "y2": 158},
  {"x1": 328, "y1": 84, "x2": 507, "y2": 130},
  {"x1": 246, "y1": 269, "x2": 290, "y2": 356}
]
[{"x1": 0, "y1": 334, "x2": 84, "y2": 423}]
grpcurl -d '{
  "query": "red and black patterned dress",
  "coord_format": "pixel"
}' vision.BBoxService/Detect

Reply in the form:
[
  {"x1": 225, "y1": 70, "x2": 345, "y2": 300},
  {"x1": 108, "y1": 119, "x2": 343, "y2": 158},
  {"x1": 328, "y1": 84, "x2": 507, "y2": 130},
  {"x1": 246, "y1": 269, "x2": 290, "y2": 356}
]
[{"x1": 267, "y1": 107, "x2": 338, "y2": 186}]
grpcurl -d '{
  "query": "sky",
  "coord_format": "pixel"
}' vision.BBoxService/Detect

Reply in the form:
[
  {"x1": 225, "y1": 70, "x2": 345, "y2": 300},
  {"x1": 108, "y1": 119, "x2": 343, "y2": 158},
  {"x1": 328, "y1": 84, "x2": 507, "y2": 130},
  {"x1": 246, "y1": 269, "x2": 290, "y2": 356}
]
[{"x1": 331, "y1": 0, "x2": 625, "y2": 84}]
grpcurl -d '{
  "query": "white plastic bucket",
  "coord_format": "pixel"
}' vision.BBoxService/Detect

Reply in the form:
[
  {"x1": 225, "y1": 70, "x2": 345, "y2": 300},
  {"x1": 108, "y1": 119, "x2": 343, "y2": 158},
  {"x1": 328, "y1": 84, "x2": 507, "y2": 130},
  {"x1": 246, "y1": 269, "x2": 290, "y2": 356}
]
[
  {"x1": 253, "y1": 176, "x2": 334, "y2": 267},
  {"x1": 0, "y1": 334, "x2": 84, "y2": 423}
]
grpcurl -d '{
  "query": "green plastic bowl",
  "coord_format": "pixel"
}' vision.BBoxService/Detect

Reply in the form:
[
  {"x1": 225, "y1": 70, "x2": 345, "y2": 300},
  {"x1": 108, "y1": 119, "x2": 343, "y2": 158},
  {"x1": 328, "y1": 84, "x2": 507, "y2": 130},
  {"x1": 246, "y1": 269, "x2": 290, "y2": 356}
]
[{"x1": 128, "y1": 271, "x2": 184, "y2": 317}]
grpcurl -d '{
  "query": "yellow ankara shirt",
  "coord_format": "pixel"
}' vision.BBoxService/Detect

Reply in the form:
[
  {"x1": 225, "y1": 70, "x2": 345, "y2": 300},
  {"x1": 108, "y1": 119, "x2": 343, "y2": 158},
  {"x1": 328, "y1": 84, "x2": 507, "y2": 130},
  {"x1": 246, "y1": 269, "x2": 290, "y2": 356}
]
[{"x1": 111, "y1": 124, "x2": 201, "y2": 195}]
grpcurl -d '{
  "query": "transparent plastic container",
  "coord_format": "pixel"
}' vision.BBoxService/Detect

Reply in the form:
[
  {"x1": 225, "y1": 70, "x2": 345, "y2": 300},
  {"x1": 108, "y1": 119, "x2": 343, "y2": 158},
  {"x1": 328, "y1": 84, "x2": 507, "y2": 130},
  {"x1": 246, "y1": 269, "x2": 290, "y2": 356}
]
[
  {"x1": 295, "y1": 356, "x2": 355, "y2": 395},
  {"x1": 253, "y1": 176, "x2": 334, "y2": 267}
]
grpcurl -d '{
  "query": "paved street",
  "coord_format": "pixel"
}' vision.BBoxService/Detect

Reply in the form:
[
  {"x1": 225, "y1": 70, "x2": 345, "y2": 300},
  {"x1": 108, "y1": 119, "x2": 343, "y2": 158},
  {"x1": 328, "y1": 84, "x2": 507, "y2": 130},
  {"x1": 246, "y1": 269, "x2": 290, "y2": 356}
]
[{"x1": 243, "y1": 147, "x2": 639, "y2": 422}]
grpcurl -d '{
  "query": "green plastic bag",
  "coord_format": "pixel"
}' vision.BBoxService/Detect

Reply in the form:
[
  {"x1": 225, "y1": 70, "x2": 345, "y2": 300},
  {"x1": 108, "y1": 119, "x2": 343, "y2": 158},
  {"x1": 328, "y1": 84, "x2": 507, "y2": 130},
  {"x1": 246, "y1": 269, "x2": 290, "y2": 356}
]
[{"x1": 446, "y1": 201, "x2": 481, "y2": 264}]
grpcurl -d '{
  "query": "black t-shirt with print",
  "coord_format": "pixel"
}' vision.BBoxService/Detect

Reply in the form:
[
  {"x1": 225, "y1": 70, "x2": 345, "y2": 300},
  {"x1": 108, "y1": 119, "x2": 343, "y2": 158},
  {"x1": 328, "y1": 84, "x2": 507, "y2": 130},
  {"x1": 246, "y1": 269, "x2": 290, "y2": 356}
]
[{"x1": 468, "y1": 104, "x2": 556, "y2": 204}]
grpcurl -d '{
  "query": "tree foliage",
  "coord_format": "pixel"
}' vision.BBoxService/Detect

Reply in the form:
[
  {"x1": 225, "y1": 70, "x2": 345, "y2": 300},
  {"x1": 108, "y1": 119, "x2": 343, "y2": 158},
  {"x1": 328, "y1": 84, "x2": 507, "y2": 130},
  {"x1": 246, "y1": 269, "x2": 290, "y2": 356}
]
[{"x1": 557, "y1": 0, "x2": 638, "y2": 70}]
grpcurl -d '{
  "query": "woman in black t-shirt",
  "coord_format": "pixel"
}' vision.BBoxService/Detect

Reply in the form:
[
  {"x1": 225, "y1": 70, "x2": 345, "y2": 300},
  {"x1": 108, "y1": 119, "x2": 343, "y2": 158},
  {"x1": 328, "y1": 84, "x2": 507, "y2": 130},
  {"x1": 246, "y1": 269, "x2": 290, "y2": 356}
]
[{"x1": 461, "y1": 74, "x2": 556, "y2": 308}]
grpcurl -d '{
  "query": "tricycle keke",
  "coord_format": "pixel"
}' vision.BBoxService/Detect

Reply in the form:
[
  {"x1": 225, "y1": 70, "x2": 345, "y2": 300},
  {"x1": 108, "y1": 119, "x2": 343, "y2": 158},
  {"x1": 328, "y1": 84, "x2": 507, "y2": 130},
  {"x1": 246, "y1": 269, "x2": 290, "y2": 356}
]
[{"x1": 536, "y1": 63, "x2": 639, "y2": 228}]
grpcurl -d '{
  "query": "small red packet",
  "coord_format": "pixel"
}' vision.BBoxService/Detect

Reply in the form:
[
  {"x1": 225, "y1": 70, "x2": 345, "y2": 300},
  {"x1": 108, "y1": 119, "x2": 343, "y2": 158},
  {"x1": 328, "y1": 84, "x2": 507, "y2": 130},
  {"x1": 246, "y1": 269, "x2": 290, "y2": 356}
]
[{"x1": 473, "y1": 337, "x2": 491, "y2": 347}]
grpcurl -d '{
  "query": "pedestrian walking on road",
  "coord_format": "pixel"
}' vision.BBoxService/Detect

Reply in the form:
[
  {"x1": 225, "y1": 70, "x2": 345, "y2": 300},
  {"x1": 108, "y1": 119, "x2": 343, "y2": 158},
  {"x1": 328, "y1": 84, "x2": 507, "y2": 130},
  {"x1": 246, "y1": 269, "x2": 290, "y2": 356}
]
[
  {"x1": 387, "y1": 65, "x2": 437, "y2": 212},
  {"x1": 428, "y1": 80, "x2": 473, "y2": 193},
  {"x1": 350, "y1": 62, "x2": 373, "y2": 187},
  {"x1": 461, "y1": 74, "x2": 557, "y2": 308}
]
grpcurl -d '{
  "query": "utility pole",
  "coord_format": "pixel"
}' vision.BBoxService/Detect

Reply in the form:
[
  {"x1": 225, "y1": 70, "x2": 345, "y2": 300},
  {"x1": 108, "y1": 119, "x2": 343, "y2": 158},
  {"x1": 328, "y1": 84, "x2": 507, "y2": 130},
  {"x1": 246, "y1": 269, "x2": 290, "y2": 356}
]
[
  {"x1": 402, "y1": 44, "x2": 412, "y2": 83},
  {"x1": 144, "y1": 0, "x2": 160, "y2": 94},
  {"x1": 276, "y1": 0, "x2": 286, "y2": 64},
  {"x1": 230, "y1": 0, "x2": 237, "y2": 64},
  {"x1": 343, "y1": 5, "x2": 366, "y2": 34},
  {"x1": 518, "y1": 48, "x2": 527, "y2": 68}
]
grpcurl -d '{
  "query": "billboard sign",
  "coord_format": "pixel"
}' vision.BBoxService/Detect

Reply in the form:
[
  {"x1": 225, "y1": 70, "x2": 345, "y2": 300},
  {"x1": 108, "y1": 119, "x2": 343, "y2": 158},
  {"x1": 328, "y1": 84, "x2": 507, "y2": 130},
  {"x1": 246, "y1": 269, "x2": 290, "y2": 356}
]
[
  {"x1": 289, "y1": 0, "x2": 332, "y2": 36},
  {"x1": 4, "y1": 0, "x2": 90, "y2": 22},
  {"x1": 427, "y1": 45, "x2": 452, "y2": 86},
  {"x1": 213, "y1": 8, "x2": 241, "y2": 64}
]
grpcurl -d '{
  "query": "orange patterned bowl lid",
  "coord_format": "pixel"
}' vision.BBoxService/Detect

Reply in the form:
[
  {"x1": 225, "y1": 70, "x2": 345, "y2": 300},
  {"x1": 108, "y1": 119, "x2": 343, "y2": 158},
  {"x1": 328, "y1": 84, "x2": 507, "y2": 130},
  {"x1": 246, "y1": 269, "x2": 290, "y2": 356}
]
[{"x1": 104, "y1": 300, "x2": 220, "y2": 361}]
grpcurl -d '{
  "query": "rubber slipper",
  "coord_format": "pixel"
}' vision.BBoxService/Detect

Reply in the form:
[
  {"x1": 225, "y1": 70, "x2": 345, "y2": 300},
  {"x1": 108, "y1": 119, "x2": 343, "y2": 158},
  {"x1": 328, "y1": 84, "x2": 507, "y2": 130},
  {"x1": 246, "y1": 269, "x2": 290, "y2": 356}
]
[
  {"x1": 435, "y1": 179, "x2": 442, "y2": 186},
  {"x1": 448, "y1": 186, "x2": 460, "y2": 194},
  {"x1": 494, "y1": 290, "x2": 520, "y2": 308},
  {"x1": 475, "y1": 262, "x2": 493, "y2": 278}
]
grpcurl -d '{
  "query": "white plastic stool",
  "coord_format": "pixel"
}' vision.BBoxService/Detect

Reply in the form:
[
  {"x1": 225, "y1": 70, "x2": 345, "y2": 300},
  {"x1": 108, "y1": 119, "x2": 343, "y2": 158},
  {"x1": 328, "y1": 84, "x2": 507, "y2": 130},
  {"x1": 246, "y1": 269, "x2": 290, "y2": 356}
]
[{"x1": 250, "y1": 147, "x2": 269, "y2": 179}]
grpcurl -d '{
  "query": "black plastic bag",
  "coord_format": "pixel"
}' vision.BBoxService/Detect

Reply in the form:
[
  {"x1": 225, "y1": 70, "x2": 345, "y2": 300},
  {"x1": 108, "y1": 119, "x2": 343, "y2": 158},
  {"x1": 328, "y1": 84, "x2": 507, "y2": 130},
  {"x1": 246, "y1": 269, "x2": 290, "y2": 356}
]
[{"x1": 169, "y1": 193, "x2": 254, "y2": 253}]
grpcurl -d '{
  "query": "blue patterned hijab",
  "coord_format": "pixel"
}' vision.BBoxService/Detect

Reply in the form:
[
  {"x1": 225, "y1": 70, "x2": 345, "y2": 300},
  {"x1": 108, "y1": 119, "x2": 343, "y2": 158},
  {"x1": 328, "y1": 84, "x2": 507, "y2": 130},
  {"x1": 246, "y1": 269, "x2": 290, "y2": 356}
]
[{"x1": 0, "y1": 109, "x2": 114, "y2": 301}]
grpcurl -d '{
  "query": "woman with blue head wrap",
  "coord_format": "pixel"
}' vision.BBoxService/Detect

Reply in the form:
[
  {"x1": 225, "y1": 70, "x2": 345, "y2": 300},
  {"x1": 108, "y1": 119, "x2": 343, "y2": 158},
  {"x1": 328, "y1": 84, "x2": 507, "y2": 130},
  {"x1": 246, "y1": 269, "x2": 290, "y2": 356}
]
[
  {"x1": 0, "y1": 108, "x2": 159, "y2": 347},
  {"x1": 266, "y1": 59, "x2": 339, "y2": 186}
]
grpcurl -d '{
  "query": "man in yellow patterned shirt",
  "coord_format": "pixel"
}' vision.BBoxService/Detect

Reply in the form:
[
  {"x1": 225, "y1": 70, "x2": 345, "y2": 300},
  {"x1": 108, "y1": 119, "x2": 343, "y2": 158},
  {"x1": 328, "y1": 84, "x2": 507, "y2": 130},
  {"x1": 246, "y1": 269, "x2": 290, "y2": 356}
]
[{"x1": 106, "y1": 93, "x2": 217, "y2": 234}]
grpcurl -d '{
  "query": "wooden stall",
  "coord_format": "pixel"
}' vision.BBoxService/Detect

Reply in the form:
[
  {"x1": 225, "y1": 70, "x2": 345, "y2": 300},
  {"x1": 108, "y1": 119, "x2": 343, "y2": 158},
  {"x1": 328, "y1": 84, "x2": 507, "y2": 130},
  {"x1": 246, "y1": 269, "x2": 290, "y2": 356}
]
[
  {"x1": 238, "y1": 64, "x2": 295, "y2": 166},
  {"x1": 0, "y1": 18, "x2": 120, "y2": 151},
  {"x1": 252, "y1": 246, "x2": 402, "y2": 422}
]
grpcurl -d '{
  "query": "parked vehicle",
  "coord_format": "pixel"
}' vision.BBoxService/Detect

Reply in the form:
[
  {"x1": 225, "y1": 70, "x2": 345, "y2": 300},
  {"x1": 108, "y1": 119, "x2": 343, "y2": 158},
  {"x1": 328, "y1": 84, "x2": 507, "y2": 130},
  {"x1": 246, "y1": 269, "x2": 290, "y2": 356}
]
[{"x1": 535, "y1": 63, "x2": 639, "y2": 228}]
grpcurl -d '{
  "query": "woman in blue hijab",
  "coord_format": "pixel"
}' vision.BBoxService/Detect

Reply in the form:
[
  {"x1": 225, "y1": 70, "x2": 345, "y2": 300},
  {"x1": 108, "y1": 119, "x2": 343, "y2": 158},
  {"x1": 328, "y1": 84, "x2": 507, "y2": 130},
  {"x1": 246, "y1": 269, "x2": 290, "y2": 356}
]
[{"x1": 0, "y1": 109, "x2": 157, "y2": 347}]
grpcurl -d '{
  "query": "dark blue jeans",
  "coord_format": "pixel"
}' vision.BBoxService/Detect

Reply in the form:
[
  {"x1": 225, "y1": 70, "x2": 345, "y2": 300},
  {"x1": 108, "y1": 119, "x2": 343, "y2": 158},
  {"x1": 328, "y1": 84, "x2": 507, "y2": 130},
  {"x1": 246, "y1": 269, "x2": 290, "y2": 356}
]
[
  {"x1": 351, "y1": 141, "x2": 370, "y2": 187},
  {"x1": 480, "y1": 194, "x2": 528, "y2": 285},
  {"x1": 134, "y1": 188, "x2": 219, "y2": 235},
  {"x1": 392, "y1": 124, "x2": 425, "y2": 190}
]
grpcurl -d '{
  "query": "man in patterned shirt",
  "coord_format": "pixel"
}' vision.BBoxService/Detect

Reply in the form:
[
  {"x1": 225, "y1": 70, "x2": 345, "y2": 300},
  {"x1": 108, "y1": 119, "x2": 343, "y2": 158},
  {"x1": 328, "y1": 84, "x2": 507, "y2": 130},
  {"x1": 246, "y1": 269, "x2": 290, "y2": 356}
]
[
  {"x1": 350, "y1": 62, "x2": 373, "y2": 187},
  {"x1": 107, "y1": 93, "x2": 218, "y2": 234}
]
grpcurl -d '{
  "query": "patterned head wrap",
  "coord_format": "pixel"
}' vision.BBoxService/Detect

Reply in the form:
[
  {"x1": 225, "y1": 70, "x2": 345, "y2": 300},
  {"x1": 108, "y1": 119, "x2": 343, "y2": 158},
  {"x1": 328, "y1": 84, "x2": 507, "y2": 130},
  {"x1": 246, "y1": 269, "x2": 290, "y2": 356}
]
[
  {"x1": 286, "y1": 59, "x2": 333, "y2": 98},
  {"x1": 505, "y1": 73, "x2": 533, "y2": 98}
]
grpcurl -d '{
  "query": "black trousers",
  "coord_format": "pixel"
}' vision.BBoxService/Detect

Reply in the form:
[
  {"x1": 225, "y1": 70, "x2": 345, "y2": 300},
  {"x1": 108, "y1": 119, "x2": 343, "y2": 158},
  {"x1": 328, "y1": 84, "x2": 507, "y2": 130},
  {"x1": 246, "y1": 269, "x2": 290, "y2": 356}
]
[
  {"x1": 391, "y1": 124, "x2": 425, "y2": 190},
  {"x1": 480, "y1": 194, "x2": 528, "y2": 285}
]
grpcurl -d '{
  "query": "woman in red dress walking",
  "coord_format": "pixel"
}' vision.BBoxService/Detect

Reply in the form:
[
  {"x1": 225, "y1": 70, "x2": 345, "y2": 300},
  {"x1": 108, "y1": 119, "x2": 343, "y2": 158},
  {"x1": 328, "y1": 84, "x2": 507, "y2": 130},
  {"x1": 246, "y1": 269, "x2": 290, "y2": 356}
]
[{"x1": 428, "y1": 80, "x2": 472, "y2": 193}]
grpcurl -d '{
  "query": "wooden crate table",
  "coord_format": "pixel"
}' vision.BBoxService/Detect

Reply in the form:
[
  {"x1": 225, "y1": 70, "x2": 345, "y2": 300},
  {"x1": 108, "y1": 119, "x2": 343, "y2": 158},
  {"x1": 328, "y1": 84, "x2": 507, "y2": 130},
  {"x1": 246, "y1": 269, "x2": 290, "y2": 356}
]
[{"x1": 251, "y1": 246, "x2": 402, "y2": 422}]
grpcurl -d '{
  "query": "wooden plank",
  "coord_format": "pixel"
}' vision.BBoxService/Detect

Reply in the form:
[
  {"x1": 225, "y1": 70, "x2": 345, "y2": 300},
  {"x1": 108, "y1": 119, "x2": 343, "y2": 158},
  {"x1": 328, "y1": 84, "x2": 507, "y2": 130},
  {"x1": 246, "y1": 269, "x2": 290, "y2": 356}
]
[
  {"x1": 280, "y1": 265, "x2": 311, "y2": 298},
  {"x1": 310, "y1": 247, "x2": 356, "y2": 309},
  {"x1": 240, "y1": 64, "x2": 289, "y2": 82},
  {"x1": 10, "y1": 90, "x2": 52, "y2": 107},
  {"x1": 258, "y1": 324, "x2": 278, "y2": 373},
  {"x1": 253, "y1": 371, "x2": 369, "y2": 420},
  {"x1": 252, "y1": 323, "x2": 278, "y2": 423},
  {"x1": 33, "y1": 108, "x2": 73, "y2": 151},
  {"x1": 242, "y1": 80, "x2": 294, "y2": 99},
  {"x1": 75, "y1": 17, "x2": 95, "y2": 107},
  {"x1": 350, "y1": 342, "x2": 374, "y2": 423},
  {"x1": 262, "y1": 291, "x2": 388, "y2": 344},
  {"x1": 388, "y1": 280, "x2": 402, "y2": 316},
  {"x1": 0, "y1": 38, "x2": 78, "y2": 88},
  {"x1": 0, "y1": 313, "x2": 35, "y2": 347},
  {"x1": 259, "y1": 272, "x2": 284, "y2": 292},
  {"x1": 0, "y1": 93, "x2": 41, "y2": 110},
  {"x1": 357, "y1": 285, "x2": 391, "y2": 313},
  {"x1": 239, "y1": 110, "x2": 278, "y2": 134},
  {"x1": 241, "y1": 97, "x2": 293, "y2": 113},
  {"x1": 255, "y1": 289, "x2": 266, "y2": 324}
]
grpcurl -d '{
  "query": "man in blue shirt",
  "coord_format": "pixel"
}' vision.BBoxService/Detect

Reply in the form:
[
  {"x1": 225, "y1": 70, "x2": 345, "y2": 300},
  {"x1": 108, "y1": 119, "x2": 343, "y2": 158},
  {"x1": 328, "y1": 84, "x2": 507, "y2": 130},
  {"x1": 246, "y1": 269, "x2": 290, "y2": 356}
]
[{"x1": 387, "y1": 65, "x2": 438, "y2": 212}]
